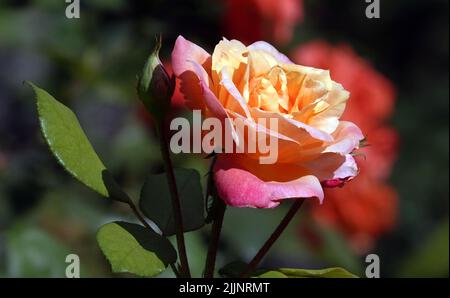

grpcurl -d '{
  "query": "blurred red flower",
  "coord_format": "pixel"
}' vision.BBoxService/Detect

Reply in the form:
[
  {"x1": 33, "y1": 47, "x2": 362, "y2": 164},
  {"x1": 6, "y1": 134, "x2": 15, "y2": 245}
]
[
  {"x1": 310, "y1": 175, "x2": 398, "y2": 253},
  {"x1": 223, "y1": 0, "x2": 304, "y2": 45},
  {"x1": 292, "y1": 41, "x2": 399, "y2": 252}
]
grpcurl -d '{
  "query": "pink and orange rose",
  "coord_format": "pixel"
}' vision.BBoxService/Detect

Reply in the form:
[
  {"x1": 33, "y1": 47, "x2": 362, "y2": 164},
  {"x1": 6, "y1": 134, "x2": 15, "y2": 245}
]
[{"x1": 172, "y1": 36, "x2": 364, "y2": 208}]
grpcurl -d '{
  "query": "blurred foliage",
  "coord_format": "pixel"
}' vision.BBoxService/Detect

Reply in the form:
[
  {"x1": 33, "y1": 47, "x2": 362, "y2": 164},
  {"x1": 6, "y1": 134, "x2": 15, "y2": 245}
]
[
  {"x1": 6, "y1": 222, "x2": 71, "y2": 277},
  {"x1": 0, "y1": 0, "x2": 448, "y2": 277},
  {"x1": 397, "y1": 220, "x2": 449, "y2": 277}
]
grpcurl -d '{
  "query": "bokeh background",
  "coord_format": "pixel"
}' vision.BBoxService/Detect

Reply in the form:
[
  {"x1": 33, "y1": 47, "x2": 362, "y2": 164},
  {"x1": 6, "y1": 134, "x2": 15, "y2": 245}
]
[{"x1": 0, "y1": 0, "x2": 448, "y2": 277}]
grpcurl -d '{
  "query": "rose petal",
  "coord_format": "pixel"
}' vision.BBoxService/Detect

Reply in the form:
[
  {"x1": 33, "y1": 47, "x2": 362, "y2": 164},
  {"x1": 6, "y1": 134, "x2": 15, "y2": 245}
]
[
  {"x1": 220, "y1": 67, "x2": 252, "y2": 118},
  {"x1": 324, "y1": 121, "x2": 364, "y2": 154},
  {"x1": 214, "y1": 155, "x2": 324, "y2": 208},
  {"x1": 226, "y1": 109, "x2": 303, "y2": 158},
  {"x1": 212, "y1": 38, "x2": 248, "y2": 75},
  {"x1": 304, "y1": 153, "x2": 358, "y2": 182},
  {"x1": 307, "y1": 82, "x2": 350, "y2": 134},
  {"x1": 247, "y1": 50, "x2": 279, "y2": 77},
  {"x1": 171, "y1": 35, "x2": 211, "y2": 110},
  {"x1": 172, "y1": 35, "x2": 211, "y2": 77},
  {"x1": 248, "y1": 41, "x2": 293, "y2": 64},
  {"x1": 191, "y1": 71, "x2": 240, "y2": 144},
  {"x1": 331, "y1": 154, "x2": 358, "y2": 179},
  {"x1": 251, "y1": 107, "x2": 334, "y2": 143}
]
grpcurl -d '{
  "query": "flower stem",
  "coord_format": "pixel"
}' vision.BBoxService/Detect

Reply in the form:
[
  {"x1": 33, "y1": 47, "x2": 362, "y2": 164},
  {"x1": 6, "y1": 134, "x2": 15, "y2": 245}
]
[
  {"x1": 204, "y1": 199, "x2": 226, "y2": 278},
  {"x1": 240, "y1": 198, "x2": 306, "y2": 277},
  {"x1": 158, "y1": 118, "x2": 191, "y2": 278},
  {"x1": 170, "y1": 263, "x2": 181, "y2": 278},
  {"x1": 128, "y1": 200, "x2": 152, "y2": 230}
]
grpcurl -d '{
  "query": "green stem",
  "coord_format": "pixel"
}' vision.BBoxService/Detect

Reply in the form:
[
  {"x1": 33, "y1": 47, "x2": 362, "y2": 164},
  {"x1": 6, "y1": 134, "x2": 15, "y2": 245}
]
[
  {"x1": 240, "y1": 199, "x2": 306, "y2": 277},
  {"x1": 204, "y1": 199, "x2": 226, "y2": 278},
  {"x1": 158, "y1": 118, "x2": 191, "y2": 278}
]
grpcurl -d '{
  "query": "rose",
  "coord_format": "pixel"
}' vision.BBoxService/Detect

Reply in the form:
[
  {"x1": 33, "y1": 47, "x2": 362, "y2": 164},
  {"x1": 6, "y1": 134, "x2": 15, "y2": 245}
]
[{"x1": 172, "y1": 36, "x2": 364, "y2": 208}]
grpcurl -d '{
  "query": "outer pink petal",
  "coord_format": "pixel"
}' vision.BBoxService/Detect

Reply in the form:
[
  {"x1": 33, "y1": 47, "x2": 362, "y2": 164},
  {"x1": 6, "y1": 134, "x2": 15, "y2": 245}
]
[
  {"x1": 172, "y1": 35, "x2": 210, "y2": 77},
  {"x1": 171, "y1": 36, "x2": 211, "y2": 110},
  {"x1": 214, "y1": 156, "x2": 324, "y2": 208}
]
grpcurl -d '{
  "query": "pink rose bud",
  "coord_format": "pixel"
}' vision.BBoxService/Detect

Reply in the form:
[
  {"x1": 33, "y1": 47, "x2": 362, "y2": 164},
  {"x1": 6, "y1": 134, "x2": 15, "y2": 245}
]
[{"x1": 137, "y1": 36, "x2": 175, "y2": 120}]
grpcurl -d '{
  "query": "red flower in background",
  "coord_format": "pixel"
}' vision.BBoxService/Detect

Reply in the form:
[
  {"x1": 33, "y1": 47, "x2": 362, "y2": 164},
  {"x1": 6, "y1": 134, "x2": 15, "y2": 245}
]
[
  {"x1": 311, "y1": 175, "x2": 398, "y2": 253},
  {"x1": 292, "y1": 41, "x2": 399, "y2": 253},
  {"x1": 223, "y1": 0, "x2": 304, "y2": 45}
]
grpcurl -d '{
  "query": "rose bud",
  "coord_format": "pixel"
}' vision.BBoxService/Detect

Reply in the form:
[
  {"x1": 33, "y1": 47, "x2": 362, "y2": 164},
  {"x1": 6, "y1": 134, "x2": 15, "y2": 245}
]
[{"x1": 137, "y1": 37, "x2": 175, "y2": 121}]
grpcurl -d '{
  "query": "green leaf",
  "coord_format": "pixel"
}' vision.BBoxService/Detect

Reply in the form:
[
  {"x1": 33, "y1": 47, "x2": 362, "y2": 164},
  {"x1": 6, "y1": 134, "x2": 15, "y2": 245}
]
[
  {"x1": 254, "y1": 271, "x2": 288, "y2": 278},
  {"x1": 270, "y1": 267, "x2": 358, "y2": 278},
  {"x1": 139, "y1": 168, "x2": 204, "y2": 236},
  {"x1": 96, "y1": 221, "x2": 177, "y2": 277},
  {"x1": 219, "y1": 262, "x2": 357, "y2": 278},
  {"x1": 28, "y1": 82, "x2": 129, "y2": 202}
]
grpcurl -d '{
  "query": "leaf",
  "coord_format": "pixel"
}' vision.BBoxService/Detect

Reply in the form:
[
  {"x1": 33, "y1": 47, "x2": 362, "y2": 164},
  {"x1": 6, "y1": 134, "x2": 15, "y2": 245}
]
[
  {"x1": 219, "y1": 262, "x2": 357, "y2": 278},
  {"x1": 96, "y1": 221, "x2": 177, "y2": 277},
  {"x1": 139, "y1": 168, "x2": 204, "y2": 236},
  {"x1": 254, "y1": 271, "x2": 288, "y2": 278},
  {"x1": 29, "y1": 82, "x2": 129, "y2": 202},
  {"x1": 271, "y1": 267, "x2": 358, "y2": 278}
]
